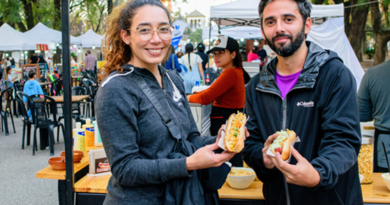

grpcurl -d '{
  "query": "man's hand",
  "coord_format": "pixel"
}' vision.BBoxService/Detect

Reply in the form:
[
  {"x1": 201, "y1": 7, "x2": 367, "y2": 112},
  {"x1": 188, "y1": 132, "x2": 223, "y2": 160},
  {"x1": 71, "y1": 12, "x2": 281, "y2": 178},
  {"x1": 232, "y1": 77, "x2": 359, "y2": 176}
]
[
  {"x1": 271, "y1": 146, "x2": 321, "y2": 187},
  {"x1": 262, "y1": 133, "x2": 279, "y2": 169}
]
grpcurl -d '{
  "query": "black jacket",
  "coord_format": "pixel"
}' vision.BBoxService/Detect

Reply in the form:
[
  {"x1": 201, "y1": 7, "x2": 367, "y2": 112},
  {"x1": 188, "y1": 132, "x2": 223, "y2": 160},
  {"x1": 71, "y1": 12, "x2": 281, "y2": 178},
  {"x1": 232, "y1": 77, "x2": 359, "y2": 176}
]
[{"x1": 243, "y1": 42, "x2": 363, "y2": 205}]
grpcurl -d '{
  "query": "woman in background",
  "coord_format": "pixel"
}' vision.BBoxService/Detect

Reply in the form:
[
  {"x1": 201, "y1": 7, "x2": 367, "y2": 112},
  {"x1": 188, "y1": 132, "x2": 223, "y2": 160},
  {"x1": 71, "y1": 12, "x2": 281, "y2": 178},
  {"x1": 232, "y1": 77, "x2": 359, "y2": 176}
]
[
  {"x1": 181, "y1": 43, "x2": 204, "y2": 94},
  {"x1": 188, "y1": 36, "x2": 251, "y2": 167},
  {"x1": 164, "y1": 45, "x2": 181, "y2": 73},
  {"x1": 247, "y1": 46, "x2": 259, "y2": 62}
]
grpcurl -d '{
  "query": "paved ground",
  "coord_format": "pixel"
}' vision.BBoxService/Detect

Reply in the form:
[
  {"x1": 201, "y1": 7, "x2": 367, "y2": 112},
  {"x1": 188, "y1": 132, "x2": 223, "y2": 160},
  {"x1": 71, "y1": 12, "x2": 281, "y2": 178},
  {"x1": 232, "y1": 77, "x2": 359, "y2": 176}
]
[{"x1": 0, "y1": 110, "x2": 64, "y2": 205}]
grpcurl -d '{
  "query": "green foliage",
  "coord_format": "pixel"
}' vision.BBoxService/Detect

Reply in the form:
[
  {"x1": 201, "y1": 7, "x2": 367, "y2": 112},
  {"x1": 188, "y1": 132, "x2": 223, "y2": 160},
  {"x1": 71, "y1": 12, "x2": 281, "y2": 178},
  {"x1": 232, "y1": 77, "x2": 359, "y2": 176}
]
[
  {"x1": 71, "y1": 52, "x2": 77, "y2": 58},
  {"x1": 189, "y1": 29, "x2": 203, "y2": 44},
  {"x1": 0, "y1": 0, "x2": 23, "y2": 24}
]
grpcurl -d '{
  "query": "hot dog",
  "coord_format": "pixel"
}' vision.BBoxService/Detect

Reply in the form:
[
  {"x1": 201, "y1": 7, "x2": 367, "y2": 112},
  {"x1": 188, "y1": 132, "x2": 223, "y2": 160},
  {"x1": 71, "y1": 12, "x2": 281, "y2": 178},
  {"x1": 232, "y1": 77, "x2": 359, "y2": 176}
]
[
  {"x1": 270, "y1": 129, "x2": 296, "y2": 160},
  {"x1": 224, "y1": 112, "x2": 247, "y2": 153}
]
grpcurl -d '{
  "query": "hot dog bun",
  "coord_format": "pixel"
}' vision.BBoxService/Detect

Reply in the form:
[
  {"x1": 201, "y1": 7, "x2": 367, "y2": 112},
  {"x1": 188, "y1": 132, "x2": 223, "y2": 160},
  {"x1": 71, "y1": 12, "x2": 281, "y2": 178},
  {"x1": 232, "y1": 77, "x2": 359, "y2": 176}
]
[
  {"x1": 224, "y1": 112, "x2": 247, "y2": 153},
  {"x1": 270, "y1": 129, "x2": 296, "y2": 160}
]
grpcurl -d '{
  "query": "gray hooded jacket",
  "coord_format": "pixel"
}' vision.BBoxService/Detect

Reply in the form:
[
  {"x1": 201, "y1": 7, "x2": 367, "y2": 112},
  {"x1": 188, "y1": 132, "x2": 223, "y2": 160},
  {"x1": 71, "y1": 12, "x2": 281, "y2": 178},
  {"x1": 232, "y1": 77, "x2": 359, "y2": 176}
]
[{"x1": 95, "y1": 64, "x2": 215, "y2": 205}]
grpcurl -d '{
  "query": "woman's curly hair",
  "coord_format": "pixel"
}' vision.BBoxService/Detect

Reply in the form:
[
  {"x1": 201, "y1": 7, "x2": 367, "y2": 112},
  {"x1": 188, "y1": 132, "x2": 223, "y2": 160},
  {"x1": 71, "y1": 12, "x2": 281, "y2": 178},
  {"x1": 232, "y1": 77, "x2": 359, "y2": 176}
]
[{"x1": 101, "y1": 0, "x2": 172, "y2": 78}]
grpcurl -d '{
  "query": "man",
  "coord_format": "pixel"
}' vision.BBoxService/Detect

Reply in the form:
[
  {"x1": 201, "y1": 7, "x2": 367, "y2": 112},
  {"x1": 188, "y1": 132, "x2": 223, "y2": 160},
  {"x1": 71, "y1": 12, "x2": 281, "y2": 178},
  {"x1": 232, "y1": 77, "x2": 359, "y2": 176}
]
[
  {"x1": 358, "y1": 60, "x2": 390, "y2": 172},
  {"x1": 195, "y1": 42, "x2": 209, "y2": 72},
  {"x1": 84, "y1": 50, "x2": 96, "y2": 76},
  {"x1": 23, "y1": 70, "x2": 44, "y2": 103},
  {"x1": 29, "y1": 53, "x2": 38, "y2": 64},
  {"x1": 242, "y1": 0, "x2": 362, "y2": 205},
  {"x1": 256, "y1": 42, "x2": 268, "y2": 71}
]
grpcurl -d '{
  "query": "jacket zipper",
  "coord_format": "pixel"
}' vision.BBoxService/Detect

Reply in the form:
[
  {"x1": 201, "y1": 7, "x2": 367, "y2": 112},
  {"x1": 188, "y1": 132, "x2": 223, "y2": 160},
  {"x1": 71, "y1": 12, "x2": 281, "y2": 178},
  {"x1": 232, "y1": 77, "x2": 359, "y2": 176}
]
[
  {"x1": 256, "y1": 85, "x2": 305, "y2": 205},
  {"x1": 162, "y1": 73, "x2": 182, "y2": 137}
]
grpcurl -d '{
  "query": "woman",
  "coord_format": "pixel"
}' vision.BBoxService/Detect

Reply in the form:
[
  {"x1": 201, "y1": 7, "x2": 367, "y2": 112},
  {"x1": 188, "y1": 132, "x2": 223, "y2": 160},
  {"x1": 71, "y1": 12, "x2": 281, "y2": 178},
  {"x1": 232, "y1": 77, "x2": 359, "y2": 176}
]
[
  {"x1": 247, "y1": 46, "x2": 259, "y2": 62},
  {"x1": 164, "y1": 45, "x2": 181, "y2": 73},
  {"x1": 181, "y1": 43, "x2": 204, "y2": 93},
  {"x1": 95, "y1": 1, "x2": 242, "y2": 204},
  {"x1": 6, "y1": 67, "x2": 15, "y2": 87},
  {"x1": 188, "y1": 35, "x2": 251, "y2": 167}
]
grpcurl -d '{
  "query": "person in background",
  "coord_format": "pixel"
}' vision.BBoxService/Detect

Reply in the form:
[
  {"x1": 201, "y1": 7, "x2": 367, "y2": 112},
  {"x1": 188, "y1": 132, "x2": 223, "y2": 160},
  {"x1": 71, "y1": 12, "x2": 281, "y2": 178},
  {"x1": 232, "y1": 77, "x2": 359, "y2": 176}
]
[
  {"x1": 176, "y1": 51, "x2": 184, "y2": 58},
  {"x1": 6, "y1": 67, "x2": 15, "y2": 85},
  {"x1": 164, "y1": 45, "x2": 181, "y2": 73},
  {"x1": 6, "y1": 57, "x2": 12, "y2": 67},
  {"x1": 195, "y1": 42, "x2": 209, "y2": 74},
  {"x1": 95, "y1": 1, "x2": 238, "y2": 204},
  {"x1": 0, "y1": 59, "x2": 4, "y2": 80},
  {"x1": 188, "y1": 35, "x2": 251, "y2": 167},
  {"x1": 10, "y1": 57, "x2": 15, "y2": 68},
  {"x1": 257, "y1": 42, "x2": 268, "y2": 71},
  {"x1": 247, "y1": 46, "x2": 260, "y2": 62},
  {"x1": 23, "y1": 70, "x2": 44, "y2": 117},
  {"x1": 29, "y1": 53, "x2": 38, "y2": 64},
  {"x1": 181, "y1": 43, "x2": 204, "y2": 93},
  {"x1": 84, "y1": 50, "x2": 96, "y2": 76},
  {"x1": 38, "y1": 55, "x2": 47, "y2": 64},
  {"x1": 358, "y1": 60, "x2": 390, "y2": 172}
]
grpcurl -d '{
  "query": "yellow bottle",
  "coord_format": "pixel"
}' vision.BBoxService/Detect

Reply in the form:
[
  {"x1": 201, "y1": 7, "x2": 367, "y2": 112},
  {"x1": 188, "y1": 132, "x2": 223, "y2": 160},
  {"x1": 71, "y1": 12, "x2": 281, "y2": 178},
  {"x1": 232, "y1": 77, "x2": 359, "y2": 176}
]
[
  {"x1": 83, "y1": 119, "x2": 95, "y2": 149},
  {"x1": 73, "y1": 122, "x2": 85, "y2": 151}
]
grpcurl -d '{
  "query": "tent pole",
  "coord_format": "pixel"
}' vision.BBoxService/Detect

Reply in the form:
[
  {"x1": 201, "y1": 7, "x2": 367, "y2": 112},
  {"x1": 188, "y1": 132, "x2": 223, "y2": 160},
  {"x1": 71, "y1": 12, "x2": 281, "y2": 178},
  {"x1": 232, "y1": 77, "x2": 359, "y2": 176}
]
[
  {"x1": 208, "y1": 18, "x2": 212, "y2": 51},
  {"x1": 61, "y1": 0, "x2": 74, "y2": 204}
]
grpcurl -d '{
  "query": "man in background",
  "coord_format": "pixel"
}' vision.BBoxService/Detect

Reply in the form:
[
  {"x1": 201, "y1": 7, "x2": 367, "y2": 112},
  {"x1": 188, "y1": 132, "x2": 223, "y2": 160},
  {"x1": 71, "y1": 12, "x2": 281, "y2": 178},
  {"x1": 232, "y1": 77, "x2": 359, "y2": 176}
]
[
  {"x1": 84, "y1": 50, "x2": 96, "y2": 76},
  {"x1": 29, "y1": 53, "x2": 38, "y2": 64},
  {"x1": 358, "y1": 60, "x2": 390, "y2": 172},
  {"x1": 257, "y1": 42, "x2": 268, "y2": 71}
]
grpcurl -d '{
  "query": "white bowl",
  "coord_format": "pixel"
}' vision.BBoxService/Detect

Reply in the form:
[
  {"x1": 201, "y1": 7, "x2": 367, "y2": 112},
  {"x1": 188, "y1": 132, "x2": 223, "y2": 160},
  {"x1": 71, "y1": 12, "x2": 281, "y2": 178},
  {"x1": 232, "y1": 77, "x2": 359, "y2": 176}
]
[
  {"x1": 381, "y1": 173, "x2": 390, "y2": 191},
  {"x1": 226, "y1": 167, "x2": 256, "y2": 189}
]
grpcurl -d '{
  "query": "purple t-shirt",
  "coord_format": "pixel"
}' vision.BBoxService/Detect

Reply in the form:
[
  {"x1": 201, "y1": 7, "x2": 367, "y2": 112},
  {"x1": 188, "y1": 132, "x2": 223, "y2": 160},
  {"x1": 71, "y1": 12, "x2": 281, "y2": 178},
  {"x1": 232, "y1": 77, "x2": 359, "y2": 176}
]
[{"x1": 275, "y1": 69, "x2": 302, "y2": 99}]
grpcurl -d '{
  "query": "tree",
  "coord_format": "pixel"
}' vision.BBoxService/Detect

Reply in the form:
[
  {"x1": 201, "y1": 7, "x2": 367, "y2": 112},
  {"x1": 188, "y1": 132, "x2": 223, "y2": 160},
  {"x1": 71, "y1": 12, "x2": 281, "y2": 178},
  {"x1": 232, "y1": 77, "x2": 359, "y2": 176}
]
[
  {"x1": 370, "y1": 0, "x2": 390, "y2": 65},
  {"x1": 189, "y1": 28, "x2": 202, "y2": 44},
  {"x1": 344, "y1": 0, "x2": 369, "y2": 62}
]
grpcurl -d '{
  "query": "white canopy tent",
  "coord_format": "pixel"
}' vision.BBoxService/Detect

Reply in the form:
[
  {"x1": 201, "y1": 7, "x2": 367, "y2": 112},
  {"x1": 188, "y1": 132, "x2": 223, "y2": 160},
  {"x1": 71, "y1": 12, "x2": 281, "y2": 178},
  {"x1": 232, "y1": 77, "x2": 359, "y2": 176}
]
[
  {"x1": 208, "y1": 1, "x2": 362, "y2": 89},
  {"x1": 23, "y1": 22, "x2": 80, "y2": 49},
  {"x1": 209, "y1": 0, "x2": 343, "y2": 27},
  {"x1": 202, "y1": 25, "x2": 262, "y2": 40},
  {"x1": 76, "y1": 29, "x2": 103, "y2": 48},
  {"x1": 0, "y1": 23, "x2": 37, "y2": 51},
  {"x1": 308, "y1": 18, "x2": 364, "y2": 88}
]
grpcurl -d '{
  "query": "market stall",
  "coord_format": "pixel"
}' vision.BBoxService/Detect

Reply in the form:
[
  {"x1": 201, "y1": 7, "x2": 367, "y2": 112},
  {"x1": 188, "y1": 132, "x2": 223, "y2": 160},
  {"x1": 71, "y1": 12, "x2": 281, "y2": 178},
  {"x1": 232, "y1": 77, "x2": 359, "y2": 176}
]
[{"x1": 208, "y1": 1, "x2": 364, "y2": 88}]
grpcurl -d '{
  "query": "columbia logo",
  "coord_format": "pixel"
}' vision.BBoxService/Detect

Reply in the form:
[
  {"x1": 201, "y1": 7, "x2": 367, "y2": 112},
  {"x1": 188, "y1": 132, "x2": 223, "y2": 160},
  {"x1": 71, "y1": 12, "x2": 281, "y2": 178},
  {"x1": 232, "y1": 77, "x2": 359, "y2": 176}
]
[{"x1": 297, "y1": 101, "x2": 314, "y2": 107}]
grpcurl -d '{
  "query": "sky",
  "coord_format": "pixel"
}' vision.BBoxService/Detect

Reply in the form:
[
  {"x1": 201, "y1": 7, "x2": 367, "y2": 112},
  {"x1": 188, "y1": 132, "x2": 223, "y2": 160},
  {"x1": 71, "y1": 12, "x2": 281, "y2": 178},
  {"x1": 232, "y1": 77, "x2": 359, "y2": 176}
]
[{"x1": 171, "y1": 0, "x2": 236, "y2": 19}]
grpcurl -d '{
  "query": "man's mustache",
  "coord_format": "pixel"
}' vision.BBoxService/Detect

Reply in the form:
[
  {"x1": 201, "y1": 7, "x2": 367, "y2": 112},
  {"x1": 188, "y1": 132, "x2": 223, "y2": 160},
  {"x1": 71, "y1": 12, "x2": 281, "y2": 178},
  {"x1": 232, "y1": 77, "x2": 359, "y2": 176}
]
[{"x1": 272, "y1": 33, "x2": 293, "y2": 43}]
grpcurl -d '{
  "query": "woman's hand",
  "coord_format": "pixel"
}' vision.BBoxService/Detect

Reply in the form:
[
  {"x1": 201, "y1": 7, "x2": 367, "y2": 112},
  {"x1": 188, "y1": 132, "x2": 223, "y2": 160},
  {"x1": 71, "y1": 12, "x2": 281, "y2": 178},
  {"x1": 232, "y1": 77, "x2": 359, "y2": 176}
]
[{"x1": 186, "y1": 143, "x2": 236, "y2": 171}]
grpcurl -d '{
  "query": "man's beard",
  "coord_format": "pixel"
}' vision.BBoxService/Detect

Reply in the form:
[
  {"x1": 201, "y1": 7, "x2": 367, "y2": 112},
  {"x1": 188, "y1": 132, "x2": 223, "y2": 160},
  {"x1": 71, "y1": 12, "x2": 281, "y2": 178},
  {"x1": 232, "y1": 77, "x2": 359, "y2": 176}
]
[{"x1": 263, "y1": 26, "x2": 305, "y2": 57}]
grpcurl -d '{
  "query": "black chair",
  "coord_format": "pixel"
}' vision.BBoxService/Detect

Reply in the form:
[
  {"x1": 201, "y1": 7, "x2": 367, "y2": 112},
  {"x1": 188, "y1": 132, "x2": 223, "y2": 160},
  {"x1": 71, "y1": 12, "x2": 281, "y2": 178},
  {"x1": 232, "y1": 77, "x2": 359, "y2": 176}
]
[
  {"x1": 81, "y1": 78, "x2": 97, "y2": 117},
  {"x1": 16, "y1": 91, "x2": 33, "y2": 149},
  {"x1": 27, "y1": 95, "x2": 64, "y2": 156},
  {"x1": 1, "y1": 87, "x2": 16, "y2": 135},
  {"x1": 58, "y1": 86, "x2": 87, "y2": 123}
]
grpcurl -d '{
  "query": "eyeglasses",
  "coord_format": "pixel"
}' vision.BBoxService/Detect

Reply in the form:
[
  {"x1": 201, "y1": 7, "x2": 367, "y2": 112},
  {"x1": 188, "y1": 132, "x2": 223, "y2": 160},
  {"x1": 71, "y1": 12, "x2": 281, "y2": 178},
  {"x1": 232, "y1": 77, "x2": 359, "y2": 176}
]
[
  {"x1": 129, "y1": 25, "x2": 173, "y2": 41},
  {"x1": 211, "y1": 50, "x2": 226, "y2": 57}
]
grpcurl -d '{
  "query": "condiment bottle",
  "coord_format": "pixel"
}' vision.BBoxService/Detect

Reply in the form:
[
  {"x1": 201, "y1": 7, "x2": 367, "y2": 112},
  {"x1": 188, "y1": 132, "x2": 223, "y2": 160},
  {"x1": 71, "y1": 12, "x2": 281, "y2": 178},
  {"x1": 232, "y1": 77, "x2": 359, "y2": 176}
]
[
  {"x1": 358, "y1": 136, "x2": 374, "y2": 184},
  {"x1": 73, "y1": 122, "x2": 85, "y2": 151},
  {"x1": 93, "y1": 120, "x2": 102, "y2": 147},
  {"x1": 83, "y1": 119, "x2": 95, "y2": 149}
]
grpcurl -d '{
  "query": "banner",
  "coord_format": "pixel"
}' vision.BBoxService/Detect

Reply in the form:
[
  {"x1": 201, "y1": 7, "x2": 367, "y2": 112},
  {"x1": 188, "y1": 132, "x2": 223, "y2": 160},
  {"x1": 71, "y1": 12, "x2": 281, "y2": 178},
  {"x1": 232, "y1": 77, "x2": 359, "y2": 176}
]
[
  {"x1": 36, "y1": 44, "x2": 49, "y2": 51},
  {"x1": 171, "y1": 20, "x2": 187, "y2": 49}
]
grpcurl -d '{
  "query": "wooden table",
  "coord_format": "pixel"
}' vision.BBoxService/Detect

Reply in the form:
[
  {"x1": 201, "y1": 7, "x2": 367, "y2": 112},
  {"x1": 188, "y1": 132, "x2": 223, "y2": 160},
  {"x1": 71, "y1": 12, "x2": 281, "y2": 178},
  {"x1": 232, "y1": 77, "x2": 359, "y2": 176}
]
[
  {"x1": 34, "y1": 95, "x2": 89, "y2": 103},
  {"x1": 71, "y1": 173, "x2": 390, "y2": 205},
  {"x1": 36, "y1": 146, "x2": 103, "y2": 205}
]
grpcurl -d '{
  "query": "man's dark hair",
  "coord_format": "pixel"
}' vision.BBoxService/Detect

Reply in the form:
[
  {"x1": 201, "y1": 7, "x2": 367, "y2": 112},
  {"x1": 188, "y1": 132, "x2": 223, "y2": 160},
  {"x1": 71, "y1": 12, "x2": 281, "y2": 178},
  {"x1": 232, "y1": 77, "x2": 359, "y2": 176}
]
[
  {"x1": 87, "y1": 50, "x2": 91, "y2": 54},
  {"x1": 28, "y1": 70, "x2": 36, "y2": 79},
  {"x1": 258, "y1": 0, "x2": 312, "y2": 26},
  {"x1": 197, "y1": 43, "x2": 205, "y2": 53}
]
